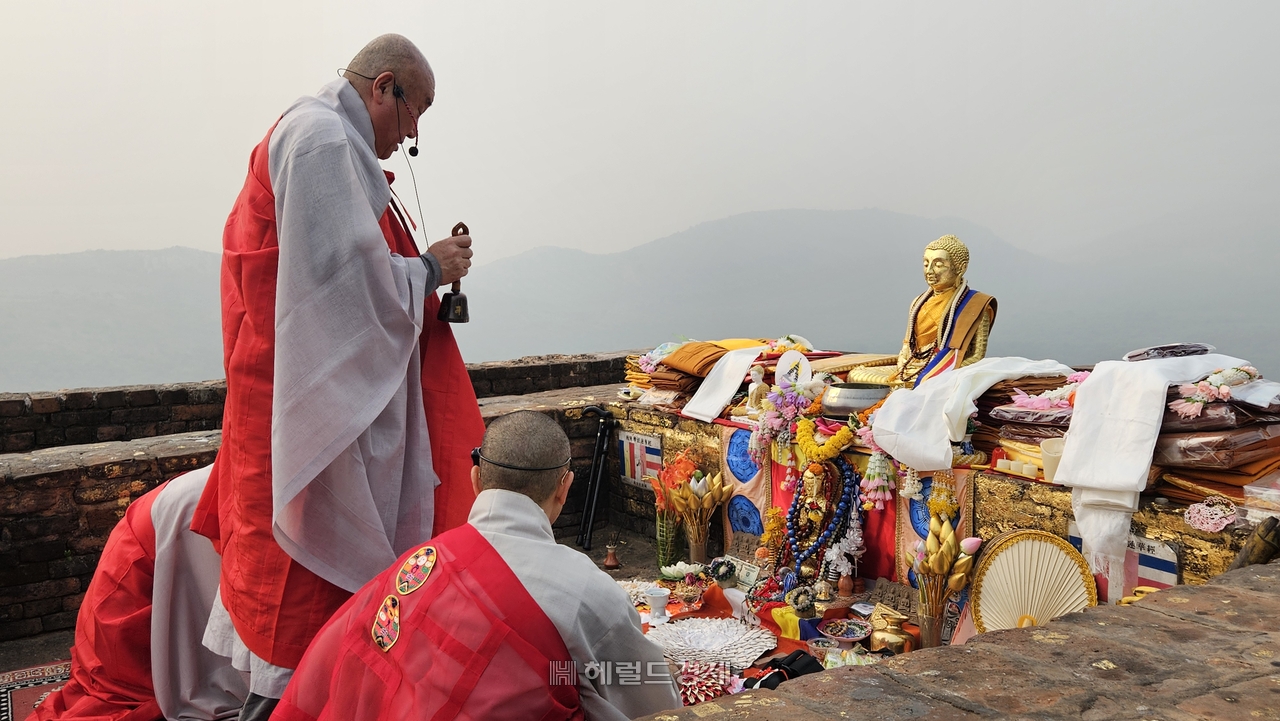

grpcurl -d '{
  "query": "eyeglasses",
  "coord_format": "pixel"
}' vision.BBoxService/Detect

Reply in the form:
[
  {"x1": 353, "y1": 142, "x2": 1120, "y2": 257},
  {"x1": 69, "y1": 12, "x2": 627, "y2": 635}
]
[{"x1": 471, "y1": 447, "x2": 572, "y2": 472}]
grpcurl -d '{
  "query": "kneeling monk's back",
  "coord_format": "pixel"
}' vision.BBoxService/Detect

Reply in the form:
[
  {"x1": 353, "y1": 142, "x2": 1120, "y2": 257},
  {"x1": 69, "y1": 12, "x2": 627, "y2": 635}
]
[{"x1": 273, "y1": 411, "x2": 680, "y2": 721}]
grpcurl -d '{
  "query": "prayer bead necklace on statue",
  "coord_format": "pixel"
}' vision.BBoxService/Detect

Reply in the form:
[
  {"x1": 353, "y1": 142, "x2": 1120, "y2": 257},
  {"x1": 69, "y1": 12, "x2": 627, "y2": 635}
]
[
  {"x1": 901, "y1": 283, "x2": 965, "y2": 384},
  {"x1": 904, "y1": 291, "x2": 939, "y2": 362},
  {"x1": 784, "y1": 456, "x2": 859, "y2": 577}
]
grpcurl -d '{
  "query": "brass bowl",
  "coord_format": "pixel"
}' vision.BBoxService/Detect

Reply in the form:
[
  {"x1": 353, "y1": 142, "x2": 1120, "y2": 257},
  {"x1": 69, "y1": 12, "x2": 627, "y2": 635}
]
[{"x1": 821, "y1": 383, "x2": 890, "y2": 418}]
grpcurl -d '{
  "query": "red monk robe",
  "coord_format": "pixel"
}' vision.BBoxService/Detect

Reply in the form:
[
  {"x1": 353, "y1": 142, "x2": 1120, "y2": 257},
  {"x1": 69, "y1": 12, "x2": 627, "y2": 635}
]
[
  {"x1": 271, "y1": 523, "x2": 581, "y2": 721},
  {"x1": 191, "y1": 127, "x2": 485, "y2": 669},
  {"x1": 30, "y1": 490, "x2": 162, "y2": 721}
]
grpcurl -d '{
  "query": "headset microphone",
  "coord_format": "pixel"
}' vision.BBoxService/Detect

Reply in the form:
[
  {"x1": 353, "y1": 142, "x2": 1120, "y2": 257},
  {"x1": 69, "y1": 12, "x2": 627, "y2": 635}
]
[{"x1": 392, "y1": 83, "x2": 420, "y2": 156}]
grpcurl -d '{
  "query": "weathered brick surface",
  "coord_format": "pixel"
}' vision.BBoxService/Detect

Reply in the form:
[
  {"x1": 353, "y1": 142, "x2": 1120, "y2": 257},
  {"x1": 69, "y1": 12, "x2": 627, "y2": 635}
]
[
  {"x1": 466, "y1": 350, "x2": 640, "y2": 400},
  {"x1": 0, "y1": 382, "x2": 226, "y2": 453},
  {"x1": 641, "y1": 560, "x2": 1280, "y2": 720}
]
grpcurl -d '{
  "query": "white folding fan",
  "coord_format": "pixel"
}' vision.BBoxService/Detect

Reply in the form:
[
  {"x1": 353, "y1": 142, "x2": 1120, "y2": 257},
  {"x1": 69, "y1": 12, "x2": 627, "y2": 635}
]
[{"x1": 970, "y1": 530, "x2": 1098, "y2": 633}]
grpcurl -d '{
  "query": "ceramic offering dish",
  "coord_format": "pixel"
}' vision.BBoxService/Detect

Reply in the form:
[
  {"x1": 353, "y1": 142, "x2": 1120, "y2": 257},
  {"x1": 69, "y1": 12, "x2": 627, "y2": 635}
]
[{"x1": 817, "y1": 617, "x2": 873, "y2": 645}]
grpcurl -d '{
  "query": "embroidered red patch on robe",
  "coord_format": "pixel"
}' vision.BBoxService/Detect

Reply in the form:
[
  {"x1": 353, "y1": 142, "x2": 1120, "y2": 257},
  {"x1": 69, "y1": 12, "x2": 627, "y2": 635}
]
[
  {"x1": 395, "y1": 546, "x2": 437, "y2": 595},
  {"x1": 371, "y1": 596, "x2": 401, "y2": 652}
]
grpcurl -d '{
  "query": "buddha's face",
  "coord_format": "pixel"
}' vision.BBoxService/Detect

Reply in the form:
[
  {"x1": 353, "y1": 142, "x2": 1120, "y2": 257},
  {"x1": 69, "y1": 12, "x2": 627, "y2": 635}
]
[{"x1": 923, "y1": 249, "x2": 959, "y2": 292}]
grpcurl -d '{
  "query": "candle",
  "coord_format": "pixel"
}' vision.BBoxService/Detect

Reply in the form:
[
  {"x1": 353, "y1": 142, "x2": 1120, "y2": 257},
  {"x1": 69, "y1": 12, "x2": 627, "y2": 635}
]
[
  {"x1": 996, "y1": 459, "x2": 1011, "y2": 471},
  {"x1": 1009, "y1": 461, "x2": 1024, "y2": 474}
]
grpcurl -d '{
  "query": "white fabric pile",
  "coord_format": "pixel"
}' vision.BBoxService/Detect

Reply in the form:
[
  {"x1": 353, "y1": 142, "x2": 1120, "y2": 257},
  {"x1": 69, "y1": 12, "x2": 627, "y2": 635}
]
[
  {"x1": 1056, "y1": 353, "x2": 1248, "y2": 572},
  {"x1": 873, "y1": 356, "x2": 1074, "y2": 472}
]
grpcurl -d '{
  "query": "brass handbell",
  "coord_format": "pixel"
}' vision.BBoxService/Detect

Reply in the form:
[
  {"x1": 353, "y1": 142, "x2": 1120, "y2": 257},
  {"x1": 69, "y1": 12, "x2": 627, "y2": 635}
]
[{"x1": 437, "y1": 222, "x2": 470, "y2": 323}]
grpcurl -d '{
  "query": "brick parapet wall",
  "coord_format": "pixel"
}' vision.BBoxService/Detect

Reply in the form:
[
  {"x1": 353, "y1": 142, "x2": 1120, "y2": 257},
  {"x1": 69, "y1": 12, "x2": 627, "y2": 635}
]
[
  {"x1": 0, "y1": 379, "x2": 642, "y2": 643},
  {"x1": 0, "y1": 351, "x2": 640, "y2": 454},
  {"x1": 0, "y1": 382, "x2": 225, "y2": 454},
  {"x1": 465, "y1": 350, "x2": 642, "y2": 399},
  {"x1": 0, "y1": 431, "x2": 219, "y2": 641}
]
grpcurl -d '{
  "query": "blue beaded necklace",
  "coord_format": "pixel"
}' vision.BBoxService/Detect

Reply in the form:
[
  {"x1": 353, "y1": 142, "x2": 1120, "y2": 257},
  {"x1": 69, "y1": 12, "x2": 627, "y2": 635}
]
[{"x1": 784, "y1": 455, "x2": 860, "y2": 577}]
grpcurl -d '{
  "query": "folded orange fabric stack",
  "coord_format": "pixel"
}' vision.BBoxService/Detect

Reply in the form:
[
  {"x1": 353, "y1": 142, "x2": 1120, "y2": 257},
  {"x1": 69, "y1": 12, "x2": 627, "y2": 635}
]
[
  {"x1": 1153, "y1": 424, "x2": 1280, "y2": 470},
  {"x1": 649, "y1": 369, "x2": 701, "y2": 394},
  {"x1": 625, "y1": 355, "x2": 652, "y2": 389},
  {"x1": 1155, "y1": 423, "x2": 1280, "y2": 503},
  {"x1": 661, "y1": 342, "x2": 730, "y2": 378}
]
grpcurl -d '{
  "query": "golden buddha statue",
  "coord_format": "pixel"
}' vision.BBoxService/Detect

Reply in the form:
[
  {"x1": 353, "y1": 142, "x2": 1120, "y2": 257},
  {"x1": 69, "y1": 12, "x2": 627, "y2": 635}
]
[{"x1": 848, "y1": 235, "x2": 997, "y2": 389}]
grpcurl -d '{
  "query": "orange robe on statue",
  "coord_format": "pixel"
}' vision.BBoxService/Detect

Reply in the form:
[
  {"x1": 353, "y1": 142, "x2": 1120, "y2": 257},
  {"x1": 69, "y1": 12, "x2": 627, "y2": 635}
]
[{"x1": 191, "y1": 127, "x2": 485, "y2": 669}]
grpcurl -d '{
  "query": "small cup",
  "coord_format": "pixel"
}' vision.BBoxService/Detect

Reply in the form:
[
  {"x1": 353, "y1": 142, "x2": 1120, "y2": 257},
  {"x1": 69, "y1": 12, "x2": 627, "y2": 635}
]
[{"x1": 645, "y1": 588, "x2": 671, "y2": 621}]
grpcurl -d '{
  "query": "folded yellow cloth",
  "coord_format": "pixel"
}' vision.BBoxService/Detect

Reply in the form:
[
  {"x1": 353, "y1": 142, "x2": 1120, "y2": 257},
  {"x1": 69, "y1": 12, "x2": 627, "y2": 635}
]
[
  {"x1": 711, "y1": 338, "x2": 770, "y2": 351},
  {"x1": 771, "y1": 606, "x2": 801, "y2": 640}
]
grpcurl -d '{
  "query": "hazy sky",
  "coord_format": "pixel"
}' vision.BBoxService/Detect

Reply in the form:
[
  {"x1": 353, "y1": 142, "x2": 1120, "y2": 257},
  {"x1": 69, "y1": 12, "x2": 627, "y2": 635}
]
[{"x1": 1, "y1": 2, "x2": 1276, "y2": 263}]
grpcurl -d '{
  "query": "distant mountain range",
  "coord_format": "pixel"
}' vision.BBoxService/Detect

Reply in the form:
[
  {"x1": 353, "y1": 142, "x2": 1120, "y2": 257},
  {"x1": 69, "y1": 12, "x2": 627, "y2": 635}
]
[
  {"x1": 3, "y1": 209, "x2": 1277, "y2": 393},
  {"x1": 0, "y1": 247, "x2": 222, "y2": 392},
  {"x1": 453, "y1": 208, "x2": 1280, "y2": 372}
]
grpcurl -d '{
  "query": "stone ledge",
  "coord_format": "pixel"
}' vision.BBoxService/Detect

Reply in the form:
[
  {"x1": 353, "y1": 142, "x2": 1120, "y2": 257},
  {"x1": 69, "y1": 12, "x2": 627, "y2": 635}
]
[
  {"x1": 467, "y1": 350, "x2": 642, "y2": 399},
  {"x1": 638, "y1": 559, "x2": 1280, "y2": 720}
]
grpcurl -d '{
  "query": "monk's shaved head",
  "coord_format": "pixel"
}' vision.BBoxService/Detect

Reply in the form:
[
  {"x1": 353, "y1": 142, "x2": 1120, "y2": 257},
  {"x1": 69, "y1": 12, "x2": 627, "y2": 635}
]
[
  {"x1": 343, "y1": 34, "x2": 435, "y2": 159},
  {"x1": 478, "y1": 411, "x2": 572, "y2": 503},
  {"x1": 344, "y1": 34, "x2": 433, "y2": 91}
]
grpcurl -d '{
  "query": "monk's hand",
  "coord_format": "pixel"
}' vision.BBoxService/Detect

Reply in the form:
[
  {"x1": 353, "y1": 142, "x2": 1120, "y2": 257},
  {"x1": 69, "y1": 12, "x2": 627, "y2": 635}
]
[{"x1": 428, "y1": 233, "x2": 473, "y2": 286}]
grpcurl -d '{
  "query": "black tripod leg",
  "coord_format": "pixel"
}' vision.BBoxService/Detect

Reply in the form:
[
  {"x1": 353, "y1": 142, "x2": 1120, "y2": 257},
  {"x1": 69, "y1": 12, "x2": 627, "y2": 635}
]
[
  {"x1": 582, "y1": 415, "x2": 613, "y2": 550},
  {"x1": 576, "y1": 410, "x2": 604, "y2": 546}
]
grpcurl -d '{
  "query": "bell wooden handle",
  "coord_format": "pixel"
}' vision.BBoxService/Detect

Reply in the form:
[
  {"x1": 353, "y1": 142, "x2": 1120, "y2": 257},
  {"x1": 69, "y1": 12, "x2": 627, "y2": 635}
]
[{"x1": 450, "y1": 222, "x2": 468, "y2": 289}]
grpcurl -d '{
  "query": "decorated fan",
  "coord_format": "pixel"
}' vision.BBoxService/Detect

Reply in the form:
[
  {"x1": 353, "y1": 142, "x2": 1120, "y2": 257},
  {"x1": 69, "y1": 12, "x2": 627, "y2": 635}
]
[{"x1": 970, "y1": 530, "x2": 1097, "y2": 633}]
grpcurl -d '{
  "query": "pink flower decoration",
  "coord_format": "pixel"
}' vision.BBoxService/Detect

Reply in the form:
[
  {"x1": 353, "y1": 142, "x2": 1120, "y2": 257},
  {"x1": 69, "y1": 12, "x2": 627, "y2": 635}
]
[
  {"x1": 1219, "y1": 385, "x2": 1232, "y2": 399},
  {"x1": 1185, "y1": 497, "x2": 1236, "y2": 533},
  {"x1": 1168, "y1": 398, "x2": 1205, "y2": 419},
  {"x1": 959, "y1": 537, "x2": 982, "y2": 555}
]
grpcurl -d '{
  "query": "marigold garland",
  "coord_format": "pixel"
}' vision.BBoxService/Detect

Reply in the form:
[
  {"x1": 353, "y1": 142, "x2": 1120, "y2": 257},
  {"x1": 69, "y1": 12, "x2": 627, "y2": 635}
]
[{"x1": 796, "y1": 418, "x2": 855, "y2": 464}]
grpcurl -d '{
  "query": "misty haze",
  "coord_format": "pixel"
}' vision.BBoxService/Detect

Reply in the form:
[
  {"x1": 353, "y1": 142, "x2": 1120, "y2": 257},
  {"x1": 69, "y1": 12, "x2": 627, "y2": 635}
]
[{"x1": 1, "y1": 3, "x2": 1277, "y2": 392}]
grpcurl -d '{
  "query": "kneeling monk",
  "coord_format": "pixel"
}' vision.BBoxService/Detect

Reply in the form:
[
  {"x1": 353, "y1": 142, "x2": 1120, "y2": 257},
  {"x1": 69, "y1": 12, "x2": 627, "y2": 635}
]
[
  {"x1": 272, "y1": 411, "x2": 680, "y2": 721},
  {"x1": 29, "y1": 466, "x2": 248, "y2": 721}
]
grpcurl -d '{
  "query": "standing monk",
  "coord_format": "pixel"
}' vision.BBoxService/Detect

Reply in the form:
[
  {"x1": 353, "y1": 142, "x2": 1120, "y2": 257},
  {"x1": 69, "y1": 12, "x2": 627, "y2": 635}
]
[{"x1": 191, "y1": 34, "x2": 485, "y2": 719}]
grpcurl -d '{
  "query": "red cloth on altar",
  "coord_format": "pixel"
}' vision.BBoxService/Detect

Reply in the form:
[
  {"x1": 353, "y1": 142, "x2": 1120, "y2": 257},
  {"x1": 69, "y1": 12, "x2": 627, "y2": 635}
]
[
  {"x1": 769, "y1": 459, "x2": 897, "y2": 582},
  {"x1": 860, "y1": 500, "x2": 897, "y2": 582},
  {"x1": 191, "y1": 127, "x2": 485, "y2": 668},
  {"x1": 30, "y1": 486, "x2": 164, "y2": 721},
  {"x1": 270, "y1": 523, "x2": 582, "y2": 721}
]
